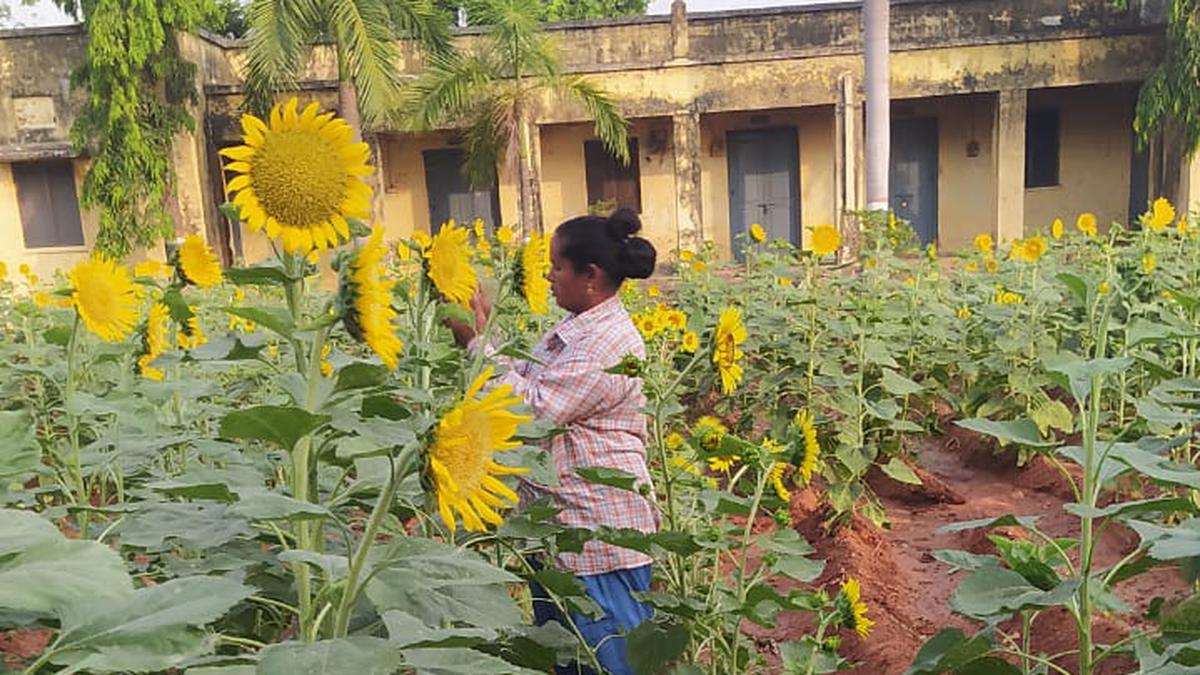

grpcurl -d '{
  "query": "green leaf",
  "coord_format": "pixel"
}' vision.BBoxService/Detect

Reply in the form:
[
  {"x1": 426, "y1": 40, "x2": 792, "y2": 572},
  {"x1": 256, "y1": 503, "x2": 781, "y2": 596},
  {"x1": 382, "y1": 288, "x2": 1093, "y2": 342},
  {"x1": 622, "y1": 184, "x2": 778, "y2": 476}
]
[
  {"x1": 954, "y1": 418, "x2": 1053, "y2": 448},
  {"x1": 1030, "y1": 399, "x2": 1074, "y2": 435},
  {"x1": 44, "y1": 324, "x2": 73, "y2": 346},
  {"x1": 220, "y1": 405, "x2": 330, "y2": 452},
  {"x1": 0, "y1": 510, "x2": 133, "y2": 621},
  {"x1": 575, "y1": 466, "x2": 640, "y2": 492},
  {"x1": 232, "y1": 491, "x2": 331, "y2": 521},
  {"x1": 1046, "y1": 357, "x2": 1134, "y2": 405},
  {"x1": 1130, "y1": 518, "x2": 1200, "y2": 560},
  {"x1": 0, "y1": 411, "x2": 42, "y2": 479},
  {"x1": 1056, "y1": 272, "x2": 1089, "y2": 305},
  {"x1": 1065, "y1": 496, "x2": 1195, "y2": 519},
  {"x1": 257, "y1": 638, "x2": 400, "y2": 675},
  {"x1": 223, "y1": 306, "x2": 295, "y2": 339},
  {"x1": 118, "y1": 501, "x2": 252, "y2": 551},
  {"x1": 627, "y1": 621, "x2": 689, "y2": 675},
  {"x1": 938, "y1": 514, "x2": 1041, "y2": 534},
  {"x1": 334, "y1": 363, "x2": 390, "y2": 392},
  {"x1": 531, "y1": 567, "x2": 602, "y2": 618},
  {"x1": 931, "y1": 549, "x2": 1001, "y2": 573},
  {"x1": 881, "y1": 457, "x2": 923, "y2": 485},
  {"x1": 382, "y1": 610, "x2": 495, "y2": 648},
  {"x1": 1108, "y1": 443, "x2": 1200, "y2": 489},
  {"x1": 50, "y1": 577, "x2": 253, "y2": 673},
  {"x1": 881, "y1": 368, "x2": 924, "y2": 396},
  {"x1": 225, "y1": 264, "x2": 292, "y2": 287},
  {"x1": 949, "y1": 567, "x2": 1078, "y2": 619},
  {"x1": 864, "y1": 338, "x2": 900, "y2": 367},
  {"x1": 365, "y1": 538, "x2": 522, "y2": 630},
  {"x1": 906, "y1": 628, "x2": 1010, "y2": 675},
  {"x1": 403, "y1": 647, "x2": 542, "y2": 674}
]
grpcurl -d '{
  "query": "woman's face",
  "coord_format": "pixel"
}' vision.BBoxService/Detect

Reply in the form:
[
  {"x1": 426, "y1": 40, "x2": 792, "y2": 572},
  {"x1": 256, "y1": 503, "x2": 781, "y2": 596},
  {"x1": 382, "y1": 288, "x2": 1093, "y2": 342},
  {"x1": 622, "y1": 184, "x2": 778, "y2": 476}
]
[{"x1": 549, "y1": 234, "x2": 601, "y2": 314}]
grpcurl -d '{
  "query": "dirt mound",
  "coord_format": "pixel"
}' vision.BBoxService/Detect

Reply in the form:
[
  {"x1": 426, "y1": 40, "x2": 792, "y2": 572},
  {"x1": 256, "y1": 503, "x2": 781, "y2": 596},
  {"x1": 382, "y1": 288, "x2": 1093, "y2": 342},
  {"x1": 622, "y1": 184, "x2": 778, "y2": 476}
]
[{"x1": 866, "y1": 460, "x2": 966, "y2": 506}]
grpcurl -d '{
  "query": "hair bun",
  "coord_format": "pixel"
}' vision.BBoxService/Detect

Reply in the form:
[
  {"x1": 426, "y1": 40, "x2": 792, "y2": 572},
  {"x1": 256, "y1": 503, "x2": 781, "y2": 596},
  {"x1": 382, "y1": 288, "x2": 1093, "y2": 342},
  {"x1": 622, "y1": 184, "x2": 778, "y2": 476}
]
[{"x1": 605, "y1": 208, "x2": 642, "y2": 241}]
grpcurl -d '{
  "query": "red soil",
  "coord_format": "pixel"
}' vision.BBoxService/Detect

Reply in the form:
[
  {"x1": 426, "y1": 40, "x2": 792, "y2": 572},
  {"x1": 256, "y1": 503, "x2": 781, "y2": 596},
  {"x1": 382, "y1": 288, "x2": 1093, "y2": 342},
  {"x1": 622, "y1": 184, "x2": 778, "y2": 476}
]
[{"x1": 755, "y1": 429, "x2": 1189, "y2": 674}]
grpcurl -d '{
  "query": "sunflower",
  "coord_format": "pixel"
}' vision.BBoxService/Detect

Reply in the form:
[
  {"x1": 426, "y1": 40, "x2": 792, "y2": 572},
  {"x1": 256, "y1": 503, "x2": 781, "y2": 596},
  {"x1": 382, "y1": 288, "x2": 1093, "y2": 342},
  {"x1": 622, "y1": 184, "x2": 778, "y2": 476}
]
[
  {"x1": 320, "y1": 343, "x2": 334, "y2": 378},
  {"x1": 496, "y1": 225, "x2": 515, "y2": 248},
  {"x1": 713, "y1": 307, "x2": 748, "y2": 395},
  {"x1": 964, "y1": 261, "x2": 979, "y2": 273},
  {"x1": 0, "y1": 261, "x2": 7, "y2": 281},
  {"x1": 680, "y1": 330, "x2": 700, "y2": 354},
  {"x1": 176, "y1": 234, "x2": 223, "y2": 288},
  {"x1": 1018, "y1": 235, "x2": 1048, "y2": 263},
  {"x1": 795, "y1": 409, "x2": 820, "y2": 483},
  {"x1": 134, "y1": 260, "x2": 173, "y2": 279},
  {"x1": 973, "y1": 233, "x2": 994, "y2": 254},
  {"x1": 665, "y1": 310, "x2": 687, "y2": 332},
  {"x1": 693, "y1": 415, "x2": 728, "y2": 452},
  {"x1": 665, "y1": 432, "x2": 685, "y2": 451},
  {"x1": 136, "y1": 303, "x2": 170, "y2": 381},
  {"x1": 1051, "y1": 218, "x2": 1065, "y2": 240},
  {"x1": 749, "y1": 223, "x2": 767, "y2": 243},
  {"x1": 769, "y1": 462, "x2": 792, "y2": 502},
  {"x1": 177, "y1": 309, "x2": 208, "y2": 350},
  {"x1": 1179, "y1": 218, "x2": 1192, "y2": 236},
  {"x1": 1142, "y1": 253, "x2": 1157, "y2": 275},
  {"x1": 1144, "y1": 197, "x2": 1175, "y2": 232},
  {"x1": 810, "y1": 224, "x2": 841, "y2": 256},
  {"x1": 220, "y1": 97, "x2": 372, "y2": 255},
  {"x1": 707, "y1": 455, "x2": 740, "y2": 473},
  {"x1": 69, "y1": 255, "x2": 141, "y2": 343},
  {"x1": 18, "y1": 263, "x2": 30, "y2": 277},
  {"x1": 839, "y1": 578, "x2": 875, "y2": 638},
  {"x1": 520, "y1": 232, "x2": 551, "y2": 314},
  {"x1": 1077, "y1": 213, "x2": 1098, "y2": 238},
  {"x1": 428, "y1": 367, "x2": 532, "y2": 532},
  {"x1": 425, "y1": 222, "x2": 477, "y2": 306},
  {"x1": 777, "y1": 276, "x2": 793, "y2": 287},
  {"x1": 339, "y1": 227, "x2": 403, "y2": 369},
  {"x1": 956, "y1": 306, "x2": 972, "y2": 320}
]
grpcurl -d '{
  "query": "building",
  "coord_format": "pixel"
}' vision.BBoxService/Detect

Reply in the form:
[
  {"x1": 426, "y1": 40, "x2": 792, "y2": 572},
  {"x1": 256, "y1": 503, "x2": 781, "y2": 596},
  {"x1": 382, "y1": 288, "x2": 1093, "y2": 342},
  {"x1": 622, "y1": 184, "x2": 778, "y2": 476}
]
[{"x1": 0, "y1": 0, "x2": 1187, "y2": 276}]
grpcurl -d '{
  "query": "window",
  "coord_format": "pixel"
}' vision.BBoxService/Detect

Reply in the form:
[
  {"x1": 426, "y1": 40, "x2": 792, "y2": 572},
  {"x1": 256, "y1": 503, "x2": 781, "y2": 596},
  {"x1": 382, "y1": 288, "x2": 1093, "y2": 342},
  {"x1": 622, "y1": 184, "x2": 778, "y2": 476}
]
[
  {"x1": 1025, "y1": 108, "x2": 1060, "y2": 188},
  {"x1": 422, "y1": 148, "x2": 501, "y2": 234},
  {"x1": 584, "y1": 139, "x2": 641, "y2": 213},
  {"x1": 14, "y1": 160, "x2": 84, "y2": 248}
]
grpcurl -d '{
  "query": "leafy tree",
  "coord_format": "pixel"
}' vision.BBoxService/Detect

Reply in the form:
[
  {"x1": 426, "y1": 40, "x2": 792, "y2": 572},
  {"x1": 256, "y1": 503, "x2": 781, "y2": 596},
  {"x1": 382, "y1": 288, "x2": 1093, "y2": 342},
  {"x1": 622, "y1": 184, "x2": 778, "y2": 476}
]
[
  {"x1": 243, "y1": 0, "x2": 451, "y2": 134},
  {"x1": 208, "y1": 0, "x2": 248, "y2": 37},
  {"x1": 399, "y1": 0, "x2": 630, "y2": 232},
  {"x1": 1113, "y1": 0, "x2": 1200, "y2": 157},
  {"x1": 435, "y1": 0, "x2": 647, "y2": 24},
  {"x1": 49, "y1": 0, "x2": 220, "y2": 257}
]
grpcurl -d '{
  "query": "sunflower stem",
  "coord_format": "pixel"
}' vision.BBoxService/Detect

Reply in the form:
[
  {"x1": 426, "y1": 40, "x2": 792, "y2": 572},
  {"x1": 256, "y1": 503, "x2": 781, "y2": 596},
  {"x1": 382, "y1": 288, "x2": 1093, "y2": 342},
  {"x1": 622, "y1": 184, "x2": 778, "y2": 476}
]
[
  {"x1": 64, "y1": 314, "x2": 89, "y2": 538},
  {"x1": 333, "y1": 448, "x2": 413, "y2": 637}
]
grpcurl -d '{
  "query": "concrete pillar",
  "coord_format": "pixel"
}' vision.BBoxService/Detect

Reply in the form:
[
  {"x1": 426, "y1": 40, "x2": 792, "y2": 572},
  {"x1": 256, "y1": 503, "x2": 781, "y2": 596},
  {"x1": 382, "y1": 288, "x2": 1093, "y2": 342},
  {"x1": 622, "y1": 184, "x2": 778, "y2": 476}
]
[
  {"x1": 835, "y1": 74, "x2": 861, "y2": 234},
  {"x1": 670, "y1": 1, "x2": 689, "y2": 61},
  {"x1": 672, "y1": 109, "x2": 703, "y2": 252},
  {"x1": 863, "y1": 0, "x2": 890, "y2": 211},
  {"x1": 994, "y1": 89, "x2": 1027, "y2": 242}
]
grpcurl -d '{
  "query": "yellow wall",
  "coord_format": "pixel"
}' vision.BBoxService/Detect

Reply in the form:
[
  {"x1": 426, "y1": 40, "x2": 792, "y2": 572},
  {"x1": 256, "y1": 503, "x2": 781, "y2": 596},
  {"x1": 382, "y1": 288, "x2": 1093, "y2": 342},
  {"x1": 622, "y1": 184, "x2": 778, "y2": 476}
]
[
  {"x1": 1023, "y1": 84, "x2": 1137, "y2": 234},
  {"x1": 0, "y1": 159, "x2": 108, "y2": 284},
  {"x1": 699, "y1": 107, "x2": 837, "y2": 256},
  {"x1": 537, "y1": 119, "x2": 678, "y2": 256}
]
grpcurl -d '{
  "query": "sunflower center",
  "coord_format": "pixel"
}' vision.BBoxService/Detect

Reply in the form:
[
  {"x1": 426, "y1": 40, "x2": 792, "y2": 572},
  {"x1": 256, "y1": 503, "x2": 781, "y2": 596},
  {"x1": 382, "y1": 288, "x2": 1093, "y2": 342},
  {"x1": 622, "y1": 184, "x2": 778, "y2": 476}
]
[
  {"x1": 80, "y1": 276, "x2": 118, "y2": 322},
  {"x1": 250, "y1": 130, "x2": 349, "y2": 227},
  {"x1": 716, "y1": 334, "x2": 737, "y2": 366},
  {"x1": 439, "y1": 409, "x2": 493, "y2": 495}
]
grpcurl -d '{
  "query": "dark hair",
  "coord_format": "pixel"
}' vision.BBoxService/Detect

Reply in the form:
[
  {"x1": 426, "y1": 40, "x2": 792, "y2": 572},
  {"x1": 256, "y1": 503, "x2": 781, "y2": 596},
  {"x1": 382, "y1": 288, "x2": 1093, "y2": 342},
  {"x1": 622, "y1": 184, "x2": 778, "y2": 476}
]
[{"x1": 554, "y1": 208, "x2": 657, "y2": 287}]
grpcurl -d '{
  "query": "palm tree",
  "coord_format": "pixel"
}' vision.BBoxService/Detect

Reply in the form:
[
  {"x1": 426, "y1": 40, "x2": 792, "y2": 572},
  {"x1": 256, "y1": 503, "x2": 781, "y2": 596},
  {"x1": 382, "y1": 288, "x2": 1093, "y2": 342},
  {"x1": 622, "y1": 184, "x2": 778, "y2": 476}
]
[
  {"x1": 243, "y1": 0, "x2": 452, "y2": 135},
  {"x1": 397, "y1": 0, "x2": 630, "y2": 232}
]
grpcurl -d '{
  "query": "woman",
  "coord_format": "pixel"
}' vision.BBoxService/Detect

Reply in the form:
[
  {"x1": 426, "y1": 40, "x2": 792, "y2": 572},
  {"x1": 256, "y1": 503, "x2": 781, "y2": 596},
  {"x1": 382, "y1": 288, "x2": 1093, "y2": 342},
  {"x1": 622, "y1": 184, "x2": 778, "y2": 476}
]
[{"x1": 450, "y1": 209, "x2": 658, "y2": 675}]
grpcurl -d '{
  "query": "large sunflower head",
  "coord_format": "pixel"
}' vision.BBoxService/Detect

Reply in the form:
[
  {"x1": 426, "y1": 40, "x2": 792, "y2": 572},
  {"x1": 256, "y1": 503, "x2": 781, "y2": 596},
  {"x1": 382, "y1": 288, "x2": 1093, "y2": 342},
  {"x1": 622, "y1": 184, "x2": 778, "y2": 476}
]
[
  {"x1": 519, "y1": 233, "x2": 552, "y2": 315},
  {"x1": 220, "y1": 97, "x2": 373, "y2": 255},
  {"x1": 428, "y1": 367, "x2": 532, "y2": 532},
  {"x1": 425, "y1": 223, "x2": 478, "y2": 306},
  {"x1": 176, "y1": 234, "x2": 223, "y2": 288},
  {"x1": 1018, "y1": 234, "x2": 1047, "y2": 263},
  {"x1": 339, "y1": 226, "x2": 403, "y2": 369},
  {"x1": 713, "y1": 307, "x2": 748, "y2": 395},
  {"x1": 69, "y1": 255, "x2": 141, "y2": 343},
  {"x1": 1077, "y1": 212, "x2": 1098, "y2": 237},
  {"x1": 749, "y1": 223, "x2": 766, "y2": 243},
  {"x1": 136, "y1": 303, "x2": 171, "y2": 381},
  {"x1": 810, "y1": 225, "x2": 842, "y2": 257}
]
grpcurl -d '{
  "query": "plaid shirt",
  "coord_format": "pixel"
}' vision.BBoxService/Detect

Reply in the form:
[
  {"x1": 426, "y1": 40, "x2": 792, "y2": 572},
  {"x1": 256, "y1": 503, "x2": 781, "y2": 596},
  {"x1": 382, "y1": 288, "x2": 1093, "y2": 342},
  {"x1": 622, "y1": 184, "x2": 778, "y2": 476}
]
[{"x1": 476, "y1": 295, "x2": 658, "y2": 575}]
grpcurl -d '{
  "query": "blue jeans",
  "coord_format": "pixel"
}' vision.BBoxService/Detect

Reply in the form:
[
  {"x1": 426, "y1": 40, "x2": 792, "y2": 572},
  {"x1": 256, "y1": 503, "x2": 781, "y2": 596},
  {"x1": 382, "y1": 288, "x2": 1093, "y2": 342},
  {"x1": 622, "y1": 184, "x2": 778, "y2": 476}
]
[{"x1": 530, "y1": 564, "x2": 653, "y2": 675}]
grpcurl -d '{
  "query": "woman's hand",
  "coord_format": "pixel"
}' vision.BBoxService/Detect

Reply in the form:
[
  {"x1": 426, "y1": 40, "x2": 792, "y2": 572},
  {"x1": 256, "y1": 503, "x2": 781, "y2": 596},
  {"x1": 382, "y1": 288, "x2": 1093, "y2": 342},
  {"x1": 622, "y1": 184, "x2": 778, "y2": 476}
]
[{"x1": 447, "y1": 289, "x2": 491, "y2": 348}]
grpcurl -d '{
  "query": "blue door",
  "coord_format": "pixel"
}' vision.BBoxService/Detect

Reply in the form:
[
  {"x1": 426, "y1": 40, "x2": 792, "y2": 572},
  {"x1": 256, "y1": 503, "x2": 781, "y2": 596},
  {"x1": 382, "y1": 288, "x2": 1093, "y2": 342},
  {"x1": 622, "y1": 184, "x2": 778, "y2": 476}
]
[
  {"x1": 727, "y1": 128, "x2": 800, "y2": 256},
  {"x1": 890, "y1": 117, "x2": 939, "y2": 245}
]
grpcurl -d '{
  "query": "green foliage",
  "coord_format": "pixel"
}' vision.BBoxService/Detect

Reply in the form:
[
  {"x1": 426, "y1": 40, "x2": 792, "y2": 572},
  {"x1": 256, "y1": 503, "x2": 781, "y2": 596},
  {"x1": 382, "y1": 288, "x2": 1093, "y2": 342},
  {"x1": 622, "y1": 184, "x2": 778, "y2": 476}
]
[
  {"x1": 49, "y1": 0, "x2": 219, "y2": 257},
  {"x1": 435, "y1": 0, "x2": 647, "y2": 23}
]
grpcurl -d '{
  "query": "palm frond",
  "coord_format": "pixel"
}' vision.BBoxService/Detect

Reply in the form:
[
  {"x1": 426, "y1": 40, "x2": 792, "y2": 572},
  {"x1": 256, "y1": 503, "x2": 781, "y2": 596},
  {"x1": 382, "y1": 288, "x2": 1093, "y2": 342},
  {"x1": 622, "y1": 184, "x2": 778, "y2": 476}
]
[
  {"x1": 385, "y1": 0, "x2": 453, "y2": 56},
  {"x1": 461, "y1": 96, "x2": 515, "y2": 188},
  {"x1": 560, "y1": 75, "x2": 630, "y2": 164},
  {"x1": 330, "y1": 0, "x2": 407, "y2": 126},
  {"x1": 244, "y1": 0, "x2": 317, "y2": 116},
  {"x1": 393, "y1": 50, "x2": 495, "y2": 131}
]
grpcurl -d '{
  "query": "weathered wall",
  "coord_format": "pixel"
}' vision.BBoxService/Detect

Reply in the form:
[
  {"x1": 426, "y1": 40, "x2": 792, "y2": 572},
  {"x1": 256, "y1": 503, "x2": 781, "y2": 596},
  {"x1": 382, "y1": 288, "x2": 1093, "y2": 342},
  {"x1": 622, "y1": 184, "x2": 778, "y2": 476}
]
[
  {"x1": 1024, "y1": 84, "x2": 1138, "y2": 233},
  {"x1": 0, "y1": 159, "x2": 106, "y2": 280}
]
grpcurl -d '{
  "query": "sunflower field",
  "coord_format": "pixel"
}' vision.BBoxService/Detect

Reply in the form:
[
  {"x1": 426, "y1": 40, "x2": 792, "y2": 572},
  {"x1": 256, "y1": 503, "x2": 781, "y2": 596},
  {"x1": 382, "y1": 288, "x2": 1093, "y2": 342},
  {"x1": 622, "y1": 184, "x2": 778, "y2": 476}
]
[{"x1": 4, "y1": 98, "x2": 1200, "y2": 675}]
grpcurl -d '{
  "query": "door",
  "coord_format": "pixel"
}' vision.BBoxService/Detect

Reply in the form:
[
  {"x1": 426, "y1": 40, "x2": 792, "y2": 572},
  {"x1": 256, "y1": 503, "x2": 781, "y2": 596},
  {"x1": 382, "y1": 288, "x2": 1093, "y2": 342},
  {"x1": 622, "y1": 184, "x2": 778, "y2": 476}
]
[
  {"x1": 727, "y1": 128, "x2": 800, "y2": 256},
  {"x1": 422, "y1": 148, "x2": 501, "y2": 233},
  {"x1": 890, "y1": 117, "x2": 939, "y2": 245}
]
